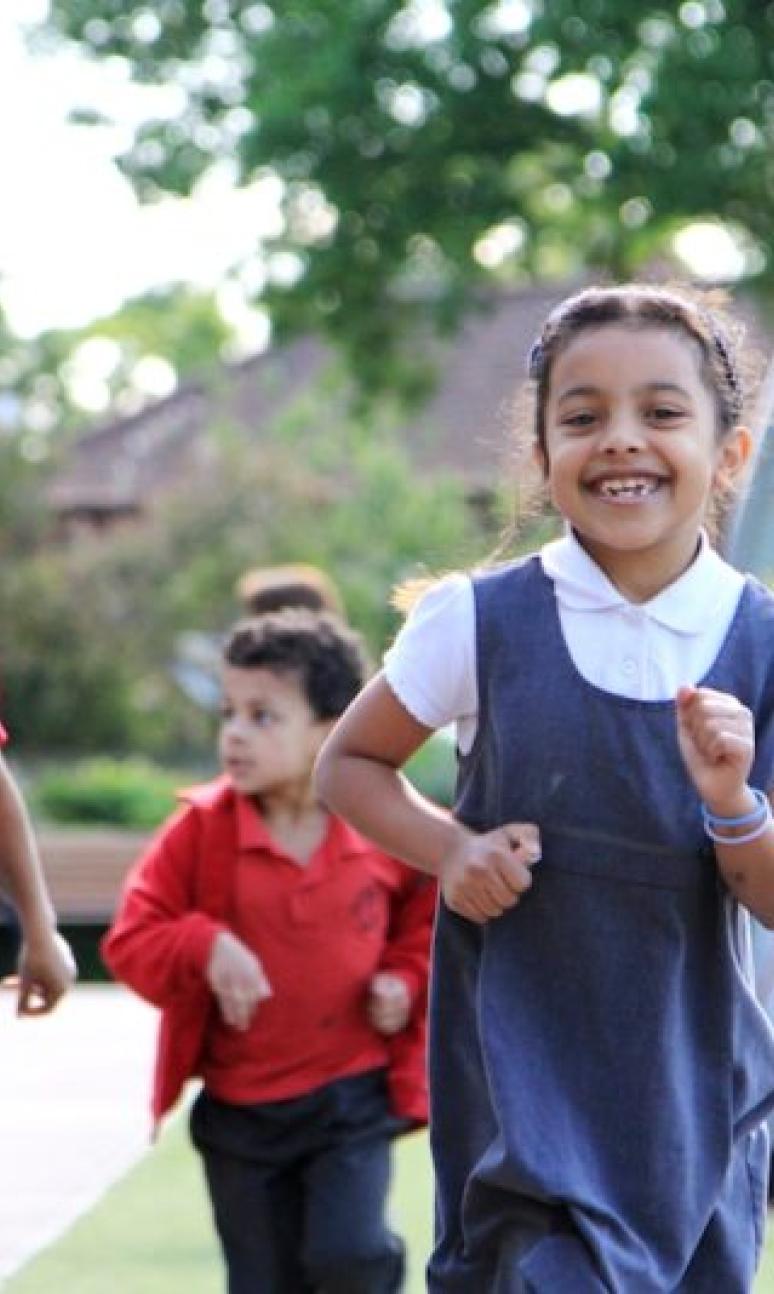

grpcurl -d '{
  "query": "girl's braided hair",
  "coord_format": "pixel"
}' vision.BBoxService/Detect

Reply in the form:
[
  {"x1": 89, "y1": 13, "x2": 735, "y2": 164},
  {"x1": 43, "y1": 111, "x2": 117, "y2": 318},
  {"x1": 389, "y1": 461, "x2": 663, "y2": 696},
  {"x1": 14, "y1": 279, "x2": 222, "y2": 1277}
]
[
  {"x1": 526, "y1": 283, "x2": 747, "y2": 460},
  {"x1": 394, "y1": 282, "x2": 756, "y2": 612}
]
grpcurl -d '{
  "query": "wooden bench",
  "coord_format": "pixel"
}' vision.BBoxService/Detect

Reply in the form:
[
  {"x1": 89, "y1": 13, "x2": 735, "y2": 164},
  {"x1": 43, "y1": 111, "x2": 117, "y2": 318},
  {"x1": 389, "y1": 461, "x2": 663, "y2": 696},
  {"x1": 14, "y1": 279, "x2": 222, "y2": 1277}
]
[{"x1": 35, "y1": 826, "x2": 151, "y2": 925}]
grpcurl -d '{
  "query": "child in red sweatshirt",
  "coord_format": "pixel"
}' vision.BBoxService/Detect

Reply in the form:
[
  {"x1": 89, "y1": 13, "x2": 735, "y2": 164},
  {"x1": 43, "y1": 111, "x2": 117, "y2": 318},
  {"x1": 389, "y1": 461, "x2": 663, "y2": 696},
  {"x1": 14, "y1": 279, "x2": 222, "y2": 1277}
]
[{"x1": 103, "y1": 610, "x2": 434, "y2": 1294}]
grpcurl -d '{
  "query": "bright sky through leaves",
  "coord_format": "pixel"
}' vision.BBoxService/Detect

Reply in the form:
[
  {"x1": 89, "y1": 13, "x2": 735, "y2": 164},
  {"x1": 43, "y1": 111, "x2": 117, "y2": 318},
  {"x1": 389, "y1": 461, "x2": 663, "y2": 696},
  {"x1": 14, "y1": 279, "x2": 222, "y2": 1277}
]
[
  {"x1": 0, "y1": 0, "x2": 750, "y2": 344},
  {"x1": 0, "y1": 0, "x2": 280, "y2": 342}
]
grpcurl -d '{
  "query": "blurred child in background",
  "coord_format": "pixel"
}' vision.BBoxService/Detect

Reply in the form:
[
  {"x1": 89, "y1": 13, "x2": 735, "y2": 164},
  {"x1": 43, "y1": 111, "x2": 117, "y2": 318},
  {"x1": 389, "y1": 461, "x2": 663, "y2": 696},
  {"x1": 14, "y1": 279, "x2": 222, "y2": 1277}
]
[
  {"x1": 236, "y1": 562, "x2": 346, "y2": 619},
  {"x1": 103, "y1": 609, "x2": 434, "y2": 1294}
]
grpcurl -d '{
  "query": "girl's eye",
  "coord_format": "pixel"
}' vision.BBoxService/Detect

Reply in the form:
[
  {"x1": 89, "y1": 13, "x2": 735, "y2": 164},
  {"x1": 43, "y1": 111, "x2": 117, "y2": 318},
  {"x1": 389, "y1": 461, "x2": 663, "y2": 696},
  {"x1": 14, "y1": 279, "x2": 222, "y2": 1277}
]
[
  {"x1": 562, "y1": 411, "x2": 597, "y2": 430},
  {"x1": 649, "y1": 406, "x2": 684, "y2": 423}
]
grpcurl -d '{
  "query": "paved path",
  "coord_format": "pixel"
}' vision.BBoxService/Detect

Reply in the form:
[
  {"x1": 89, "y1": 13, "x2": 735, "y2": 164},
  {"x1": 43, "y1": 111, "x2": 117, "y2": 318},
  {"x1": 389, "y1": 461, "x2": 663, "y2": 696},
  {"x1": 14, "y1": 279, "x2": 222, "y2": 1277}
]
[{"x1": 0, "y1": 984, "x2": 157, "y2": 1283}]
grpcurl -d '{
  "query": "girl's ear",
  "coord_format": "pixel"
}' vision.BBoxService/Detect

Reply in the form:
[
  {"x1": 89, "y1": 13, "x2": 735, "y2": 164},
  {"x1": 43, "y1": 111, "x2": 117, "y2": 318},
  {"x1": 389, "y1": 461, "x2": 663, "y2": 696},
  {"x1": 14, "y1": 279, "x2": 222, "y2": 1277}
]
[{"x1": 714, "y1": 424, "x2": 753, "y2": 494}]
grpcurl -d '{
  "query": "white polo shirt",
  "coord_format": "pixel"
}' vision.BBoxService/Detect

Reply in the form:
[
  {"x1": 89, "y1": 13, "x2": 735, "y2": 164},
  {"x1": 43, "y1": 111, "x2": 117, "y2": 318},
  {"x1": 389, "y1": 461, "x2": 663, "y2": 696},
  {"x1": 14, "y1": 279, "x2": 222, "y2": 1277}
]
[{"x1": 383, "y1": 532, "x2": 746, "y2": 754}]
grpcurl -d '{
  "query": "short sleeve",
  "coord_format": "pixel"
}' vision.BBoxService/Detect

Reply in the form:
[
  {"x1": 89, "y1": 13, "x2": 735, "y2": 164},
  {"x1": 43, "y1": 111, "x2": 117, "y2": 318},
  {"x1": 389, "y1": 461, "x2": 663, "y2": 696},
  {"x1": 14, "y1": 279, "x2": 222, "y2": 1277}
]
[{"x1": 383, "y1": 574, "x2": 478, "y2": 747}]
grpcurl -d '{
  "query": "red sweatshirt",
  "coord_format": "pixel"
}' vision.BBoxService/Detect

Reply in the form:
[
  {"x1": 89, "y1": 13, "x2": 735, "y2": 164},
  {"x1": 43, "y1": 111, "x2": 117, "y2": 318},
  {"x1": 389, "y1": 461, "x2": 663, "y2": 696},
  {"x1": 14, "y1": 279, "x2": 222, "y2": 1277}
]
[{"x1": 102, "y1": 777, "x2": 435, "y2": 1129}]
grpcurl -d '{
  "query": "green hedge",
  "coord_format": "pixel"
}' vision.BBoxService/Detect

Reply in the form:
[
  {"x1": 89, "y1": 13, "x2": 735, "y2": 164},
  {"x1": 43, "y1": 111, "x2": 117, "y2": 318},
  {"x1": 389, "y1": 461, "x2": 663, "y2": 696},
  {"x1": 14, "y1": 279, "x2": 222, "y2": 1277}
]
[
  {"x1": 27, "y1": 734, "x2": 456, "y2": 833},
  {"x1": 404, "y1": 732, "x2": 457, "y2": 808},
  {"x1": 30, "y1": 757, "x2": 186, "y2": 829}
]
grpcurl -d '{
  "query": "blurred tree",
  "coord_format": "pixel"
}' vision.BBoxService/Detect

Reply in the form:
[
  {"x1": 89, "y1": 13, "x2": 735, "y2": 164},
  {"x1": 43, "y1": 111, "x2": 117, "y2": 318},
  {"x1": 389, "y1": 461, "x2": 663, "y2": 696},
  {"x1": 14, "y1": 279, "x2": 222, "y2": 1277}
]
[
  {"x1": 0, "y1": 285, "x2": 234, "y2": 454},
  {"x1": 34, "y1": 0, "x2": 774, "y2": 395},
  {"x1": 0, "y1": 404, "x2": 499, "y2": 755},
  {"x1": 0, "y1": 305, "x2": 53, "y2": 553}
]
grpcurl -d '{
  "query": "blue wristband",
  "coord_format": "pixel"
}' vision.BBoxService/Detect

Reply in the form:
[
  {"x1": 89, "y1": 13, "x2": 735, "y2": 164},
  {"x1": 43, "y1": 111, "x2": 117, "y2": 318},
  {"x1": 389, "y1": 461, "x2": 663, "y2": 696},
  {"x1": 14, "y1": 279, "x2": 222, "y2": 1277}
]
[
  {"x1": 702, "y1": 788, "x2": 772, "y2": 847},
  {"x1": 704, "y1": 815, "x2": 772, "y2": 846},
  {"x1": 701, "y1": 787, "x2": 769, "y2": 829}
]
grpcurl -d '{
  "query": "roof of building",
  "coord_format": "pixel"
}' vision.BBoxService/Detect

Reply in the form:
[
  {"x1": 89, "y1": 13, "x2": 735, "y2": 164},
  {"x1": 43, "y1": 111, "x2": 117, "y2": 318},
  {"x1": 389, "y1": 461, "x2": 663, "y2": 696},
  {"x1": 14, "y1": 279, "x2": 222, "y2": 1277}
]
[
  {"x1": 48, "y1": 281, "x2": 773, "y2": 515},
  {"x1": 47, "y1": 285, "x2": 575, "y2": 514}
]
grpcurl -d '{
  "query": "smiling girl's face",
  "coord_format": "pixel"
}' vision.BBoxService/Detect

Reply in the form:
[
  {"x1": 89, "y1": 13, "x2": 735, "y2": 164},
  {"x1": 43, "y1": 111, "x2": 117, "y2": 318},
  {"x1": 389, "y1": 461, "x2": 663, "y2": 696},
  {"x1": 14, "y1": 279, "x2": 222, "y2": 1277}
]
[{"x1": 539, "y1": 324, "x2": 751, "y2": 602}]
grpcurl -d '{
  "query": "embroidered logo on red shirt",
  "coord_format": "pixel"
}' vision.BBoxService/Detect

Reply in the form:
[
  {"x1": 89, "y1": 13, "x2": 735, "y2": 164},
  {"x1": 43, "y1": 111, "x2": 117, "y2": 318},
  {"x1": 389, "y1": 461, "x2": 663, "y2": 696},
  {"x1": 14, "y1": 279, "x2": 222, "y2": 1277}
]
[{"x1": 349, "y1": 884, "x2": 383, "y2": 934}]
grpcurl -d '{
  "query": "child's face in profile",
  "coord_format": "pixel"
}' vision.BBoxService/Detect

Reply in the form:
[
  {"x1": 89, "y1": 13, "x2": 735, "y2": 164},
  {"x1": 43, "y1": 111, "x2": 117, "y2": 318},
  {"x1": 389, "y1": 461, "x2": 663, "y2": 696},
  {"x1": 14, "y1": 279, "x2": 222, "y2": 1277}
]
[{"x1": 218, "y1": 664, "x2": 329, "y2": 803}]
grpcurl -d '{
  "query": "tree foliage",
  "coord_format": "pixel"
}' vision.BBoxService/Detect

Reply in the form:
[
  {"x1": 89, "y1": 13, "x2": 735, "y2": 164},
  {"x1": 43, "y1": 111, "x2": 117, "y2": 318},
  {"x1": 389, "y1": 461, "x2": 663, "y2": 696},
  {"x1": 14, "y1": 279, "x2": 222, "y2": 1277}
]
[
  {"x1": 0, "y1": 286, "x2": 233, "y2": 456},
  {"x1": 35, "y1": 0, "x2": 774, "y2": 391},
  {"x1": 0, "y1": 408, "x2": 497, "y2": 755}
]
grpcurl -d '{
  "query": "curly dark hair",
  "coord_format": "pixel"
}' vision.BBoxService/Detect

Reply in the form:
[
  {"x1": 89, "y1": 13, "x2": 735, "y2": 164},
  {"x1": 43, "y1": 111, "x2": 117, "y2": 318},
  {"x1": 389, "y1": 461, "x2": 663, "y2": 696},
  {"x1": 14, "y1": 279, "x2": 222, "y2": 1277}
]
[{"x1": 223, "y1": 609, "x2": 369, "y2": 720}]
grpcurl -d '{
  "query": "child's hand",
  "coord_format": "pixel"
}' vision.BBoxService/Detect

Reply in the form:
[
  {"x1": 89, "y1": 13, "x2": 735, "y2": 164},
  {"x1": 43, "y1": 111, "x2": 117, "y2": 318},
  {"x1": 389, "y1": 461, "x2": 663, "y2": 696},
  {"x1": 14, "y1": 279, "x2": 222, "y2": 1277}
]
[
  {"x1": 676, "y1": 685, "x2": 755, "y2": 813},
  {"x1": 368, "y1": 971, "x2": 411, "y2": 1036},
  {"x1": 15, "y1": 930, "x2": 77, "y2": 1015},
  {"x1": 441, "y1": 822, "x2": 541, "y2": 924},
  {"x1": 206, "y1": 931, "x2": 272, "y2": 1031}
]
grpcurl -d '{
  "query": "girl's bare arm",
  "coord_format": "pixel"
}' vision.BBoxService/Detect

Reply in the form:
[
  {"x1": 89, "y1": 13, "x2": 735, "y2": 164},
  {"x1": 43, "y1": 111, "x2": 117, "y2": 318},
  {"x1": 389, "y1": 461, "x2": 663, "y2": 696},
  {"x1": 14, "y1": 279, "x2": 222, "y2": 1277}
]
[
  {"x1": 314, "y1": 674, "x2": 540, "y2": 924},
  {"x1": 676, "y1": 687, "x2": 774, "y2": 926},
  {"x1": 314, "y1": 674, "x2": 462, "y2": 875}
]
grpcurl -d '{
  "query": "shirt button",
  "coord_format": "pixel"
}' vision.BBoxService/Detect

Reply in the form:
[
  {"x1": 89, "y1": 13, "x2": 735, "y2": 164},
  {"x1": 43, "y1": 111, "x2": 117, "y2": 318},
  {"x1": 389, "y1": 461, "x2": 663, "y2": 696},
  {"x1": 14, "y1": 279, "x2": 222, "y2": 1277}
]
[{"x1": 621, "y1": 658, "x2": 638, "y2": 676}]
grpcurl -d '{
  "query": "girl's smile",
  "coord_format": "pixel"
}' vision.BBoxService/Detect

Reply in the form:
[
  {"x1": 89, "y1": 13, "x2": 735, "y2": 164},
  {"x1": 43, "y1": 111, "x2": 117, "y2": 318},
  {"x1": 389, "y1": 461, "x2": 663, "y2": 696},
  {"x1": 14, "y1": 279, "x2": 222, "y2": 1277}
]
[
  {"x1": 541, "y1": 324, "x2": 750, "y2": 601},
  {"x1": 583, "y1": 472, "x2": 667, "y2": 501}
]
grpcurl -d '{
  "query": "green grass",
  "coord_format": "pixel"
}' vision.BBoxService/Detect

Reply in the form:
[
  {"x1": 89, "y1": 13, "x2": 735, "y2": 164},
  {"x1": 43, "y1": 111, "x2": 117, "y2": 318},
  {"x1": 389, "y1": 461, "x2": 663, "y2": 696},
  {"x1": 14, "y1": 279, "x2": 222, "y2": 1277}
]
[
  {"x1": 5, "y1": 1118, "x2": 433, "y2": 1294},
  {"x1": 7, "y1": 1118, "x2": 774, "y2": 1292}
]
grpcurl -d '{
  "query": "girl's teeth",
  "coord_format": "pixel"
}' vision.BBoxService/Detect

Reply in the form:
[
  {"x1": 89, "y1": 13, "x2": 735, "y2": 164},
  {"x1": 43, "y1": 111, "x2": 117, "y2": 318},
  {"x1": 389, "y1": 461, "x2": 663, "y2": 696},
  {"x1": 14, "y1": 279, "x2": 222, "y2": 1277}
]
[{"x1": 597, "y1": 479, "x2": 656, "y2": 498}]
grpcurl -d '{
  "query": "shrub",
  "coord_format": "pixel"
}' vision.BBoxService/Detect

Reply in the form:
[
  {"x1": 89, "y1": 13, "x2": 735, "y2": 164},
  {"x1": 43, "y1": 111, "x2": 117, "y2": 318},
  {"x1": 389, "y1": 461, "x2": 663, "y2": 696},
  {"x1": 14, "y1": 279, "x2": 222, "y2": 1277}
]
[
  {"x1": 30, "y1": 757, "x2": 188, "y2": 829},
  {"x1": 28, "y1": 734, "x2": 457, "y2": 833}
]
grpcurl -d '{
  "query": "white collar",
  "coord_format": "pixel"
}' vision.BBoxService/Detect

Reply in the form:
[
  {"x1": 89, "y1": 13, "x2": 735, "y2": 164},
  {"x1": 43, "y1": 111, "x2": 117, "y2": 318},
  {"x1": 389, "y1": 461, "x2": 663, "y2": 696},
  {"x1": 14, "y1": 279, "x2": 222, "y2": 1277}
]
[{"x1": 540, "y1": 530, "x2": 744, "y2": 634}]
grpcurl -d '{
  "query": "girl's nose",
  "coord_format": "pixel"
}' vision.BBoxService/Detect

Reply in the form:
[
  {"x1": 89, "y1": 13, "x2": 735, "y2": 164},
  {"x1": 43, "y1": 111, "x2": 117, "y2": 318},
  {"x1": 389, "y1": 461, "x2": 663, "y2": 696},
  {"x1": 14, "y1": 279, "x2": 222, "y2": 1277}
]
[{"x1": 598, "y1": 416, "x2": 646, "y2": 454}]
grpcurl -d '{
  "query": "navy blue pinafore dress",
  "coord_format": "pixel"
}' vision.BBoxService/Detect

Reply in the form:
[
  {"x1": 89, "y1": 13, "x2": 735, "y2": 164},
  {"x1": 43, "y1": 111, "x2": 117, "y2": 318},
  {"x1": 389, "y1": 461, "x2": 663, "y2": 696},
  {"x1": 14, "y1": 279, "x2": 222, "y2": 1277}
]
[{"x1": 428, "y1": 558, "x2": 774, "y2": 1293}]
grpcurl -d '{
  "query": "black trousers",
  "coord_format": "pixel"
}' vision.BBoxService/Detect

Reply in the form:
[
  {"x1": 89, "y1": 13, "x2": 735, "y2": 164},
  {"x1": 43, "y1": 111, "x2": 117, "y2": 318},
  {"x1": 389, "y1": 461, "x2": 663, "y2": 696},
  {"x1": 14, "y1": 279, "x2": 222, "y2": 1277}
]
[{"x1": 190, "y1": 1070, "x2": 406, "y2": 1294}]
